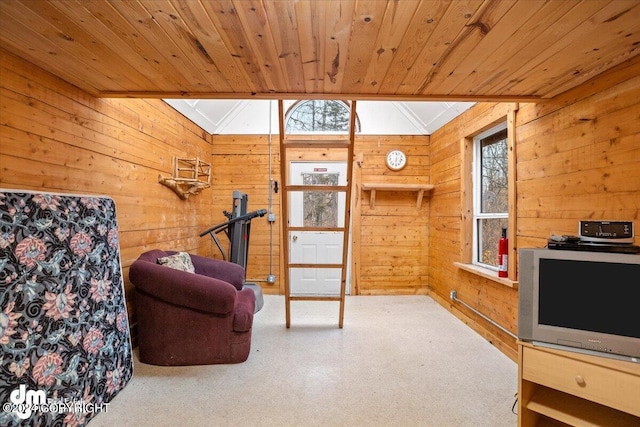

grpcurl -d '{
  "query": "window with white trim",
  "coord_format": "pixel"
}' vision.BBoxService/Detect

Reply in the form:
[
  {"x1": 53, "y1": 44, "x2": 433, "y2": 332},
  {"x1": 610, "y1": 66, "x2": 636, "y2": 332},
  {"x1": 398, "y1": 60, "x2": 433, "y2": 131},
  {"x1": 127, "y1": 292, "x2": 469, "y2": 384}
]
[{"x1": 473, "y1": 123, "x2": 508, "y2": 269}]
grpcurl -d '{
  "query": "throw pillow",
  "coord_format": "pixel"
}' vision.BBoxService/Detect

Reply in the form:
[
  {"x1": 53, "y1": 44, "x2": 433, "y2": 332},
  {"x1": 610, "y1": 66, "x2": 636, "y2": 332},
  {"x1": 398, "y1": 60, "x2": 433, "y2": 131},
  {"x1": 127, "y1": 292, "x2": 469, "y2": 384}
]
[{"x1": 157, "y1": 252, "x2": 195, "y2": 273}]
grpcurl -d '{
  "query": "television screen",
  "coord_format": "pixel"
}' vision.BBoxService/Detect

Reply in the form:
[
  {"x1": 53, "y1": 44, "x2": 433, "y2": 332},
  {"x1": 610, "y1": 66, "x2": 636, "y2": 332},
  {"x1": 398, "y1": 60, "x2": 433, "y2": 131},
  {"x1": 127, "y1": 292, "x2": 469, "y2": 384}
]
[{"x1": 538, "y1": 258, "x2": 640, "y2": 339}]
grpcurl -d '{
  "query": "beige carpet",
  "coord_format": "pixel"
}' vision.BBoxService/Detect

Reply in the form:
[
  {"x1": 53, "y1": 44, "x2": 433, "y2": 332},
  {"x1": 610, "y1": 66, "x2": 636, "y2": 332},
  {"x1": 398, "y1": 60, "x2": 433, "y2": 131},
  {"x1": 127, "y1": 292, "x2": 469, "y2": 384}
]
[{"x1": 91, "y1": 295, "x2": 518, "y2": 426}]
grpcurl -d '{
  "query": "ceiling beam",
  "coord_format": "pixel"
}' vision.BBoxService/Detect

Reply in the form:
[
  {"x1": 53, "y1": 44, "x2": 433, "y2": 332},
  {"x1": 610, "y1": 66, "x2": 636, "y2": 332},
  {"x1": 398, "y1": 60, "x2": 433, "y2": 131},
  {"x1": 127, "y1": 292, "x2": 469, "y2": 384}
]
[{"x1": 99, "y1": 91, "x2": 543, "y2": 102}]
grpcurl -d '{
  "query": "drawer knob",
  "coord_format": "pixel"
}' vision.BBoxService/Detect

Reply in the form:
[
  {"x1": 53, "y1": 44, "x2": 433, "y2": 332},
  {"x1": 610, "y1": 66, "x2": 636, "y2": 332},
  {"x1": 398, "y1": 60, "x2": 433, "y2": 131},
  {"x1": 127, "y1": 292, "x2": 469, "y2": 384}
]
[{"x1": 575, "y1": 375, "x2": 586, "y2": 387}]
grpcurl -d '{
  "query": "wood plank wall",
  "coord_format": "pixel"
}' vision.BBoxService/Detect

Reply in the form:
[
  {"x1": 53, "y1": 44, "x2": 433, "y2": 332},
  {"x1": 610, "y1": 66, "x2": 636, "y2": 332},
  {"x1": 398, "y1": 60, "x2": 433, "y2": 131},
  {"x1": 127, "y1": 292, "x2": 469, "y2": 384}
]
[
  {"x1": 352, "y1": 135, "x2": 431, "y2": 295},
  {"x1": 209, "y1": 135, "x2": 280, "y2": 294},
  {"x1": 210, "y1": 134, "x2": 432, "y2": 296},
  {"x1": 428, "y1": 56, "x2": 640, "y2": 361},
  {"x1": 2, "y1": 44, "x2": 638, "y2": 362},
  {"x1": 0, "y1": 49, "x2": 218, "y2": 335}
]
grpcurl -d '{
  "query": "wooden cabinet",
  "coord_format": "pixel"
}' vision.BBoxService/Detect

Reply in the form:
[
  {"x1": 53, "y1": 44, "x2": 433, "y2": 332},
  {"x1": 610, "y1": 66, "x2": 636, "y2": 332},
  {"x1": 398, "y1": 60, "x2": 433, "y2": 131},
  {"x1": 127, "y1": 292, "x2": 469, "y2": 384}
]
[{"x1": 518, "y1": 341, "x2": 640, "y2": 427}]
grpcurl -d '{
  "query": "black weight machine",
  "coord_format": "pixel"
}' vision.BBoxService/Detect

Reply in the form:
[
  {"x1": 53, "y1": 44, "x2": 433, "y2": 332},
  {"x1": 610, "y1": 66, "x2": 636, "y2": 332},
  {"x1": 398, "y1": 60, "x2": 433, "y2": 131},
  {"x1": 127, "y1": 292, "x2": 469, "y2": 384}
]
[{"x1": 199, "y1": 191, "x2": 266, "y2": 312}]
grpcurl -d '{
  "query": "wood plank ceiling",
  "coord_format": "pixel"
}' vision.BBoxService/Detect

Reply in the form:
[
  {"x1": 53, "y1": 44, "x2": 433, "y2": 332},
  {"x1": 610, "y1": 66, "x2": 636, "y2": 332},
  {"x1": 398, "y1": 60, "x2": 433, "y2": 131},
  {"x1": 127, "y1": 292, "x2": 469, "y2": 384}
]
[{"x1": 1, "y1": 0, "x2": 639, "y2": 101}]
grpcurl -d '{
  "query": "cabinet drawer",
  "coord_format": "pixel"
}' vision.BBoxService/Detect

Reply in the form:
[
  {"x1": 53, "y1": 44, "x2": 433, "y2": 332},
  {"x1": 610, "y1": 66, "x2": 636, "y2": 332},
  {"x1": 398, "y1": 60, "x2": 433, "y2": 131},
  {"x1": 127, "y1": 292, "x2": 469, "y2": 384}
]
[{"x1": 522, "y1": 346, "x2": 640, "y2": 417}]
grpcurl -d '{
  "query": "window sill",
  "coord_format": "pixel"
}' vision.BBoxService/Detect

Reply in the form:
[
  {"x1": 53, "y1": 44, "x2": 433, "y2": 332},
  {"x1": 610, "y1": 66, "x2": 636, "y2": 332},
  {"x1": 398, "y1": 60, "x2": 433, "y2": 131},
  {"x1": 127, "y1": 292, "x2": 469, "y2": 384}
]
[{"x1": 453, "y1": 262, "x2": 518, "y2": 289}]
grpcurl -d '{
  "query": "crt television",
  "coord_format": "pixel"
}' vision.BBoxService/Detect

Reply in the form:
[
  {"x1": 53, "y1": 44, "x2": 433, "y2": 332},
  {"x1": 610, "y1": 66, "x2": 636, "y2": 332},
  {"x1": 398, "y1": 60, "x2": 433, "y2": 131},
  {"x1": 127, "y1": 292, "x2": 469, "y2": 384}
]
[{"x1": 518, "y1": 248, "x2": 640, "y2": 362}]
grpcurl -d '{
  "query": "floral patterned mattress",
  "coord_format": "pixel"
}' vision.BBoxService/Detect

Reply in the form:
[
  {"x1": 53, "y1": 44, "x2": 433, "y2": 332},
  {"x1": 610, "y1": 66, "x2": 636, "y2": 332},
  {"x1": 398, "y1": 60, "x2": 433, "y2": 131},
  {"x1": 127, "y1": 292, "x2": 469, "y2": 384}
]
[{"x1": 0, "y1": 190, "x2": 133, "y2": 426}]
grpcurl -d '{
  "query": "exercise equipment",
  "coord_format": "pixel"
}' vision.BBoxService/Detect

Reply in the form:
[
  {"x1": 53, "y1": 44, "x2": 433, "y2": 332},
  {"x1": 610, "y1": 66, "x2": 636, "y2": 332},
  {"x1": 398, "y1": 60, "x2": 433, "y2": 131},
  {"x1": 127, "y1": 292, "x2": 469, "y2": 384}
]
[{"x1": 200, "y1": 191, "x2": 266, "y2": 312}]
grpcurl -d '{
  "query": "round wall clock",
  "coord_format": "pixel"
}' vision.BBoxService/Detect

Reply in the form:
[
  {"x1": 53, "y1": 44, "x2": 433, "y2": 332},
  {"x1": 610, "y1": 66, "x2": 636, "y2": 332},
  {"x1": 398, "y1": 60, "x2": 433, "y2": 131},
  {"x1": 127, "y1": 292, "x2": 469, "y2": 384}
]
[{"x1": 385, "y1": 149, "x2": 407, "y2": 171}]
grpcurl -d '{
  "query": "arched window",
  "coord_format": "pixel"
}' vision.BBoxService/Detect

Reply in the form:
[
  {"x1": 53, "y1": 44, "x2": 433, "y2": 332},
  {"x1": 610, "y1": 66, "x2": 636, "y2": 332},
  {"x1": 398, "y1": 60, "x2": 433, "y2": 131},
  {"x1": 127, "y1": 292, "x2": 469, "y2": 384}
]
[{"x1": 285, "y1": 100, "x2": 360, "y2": 134}]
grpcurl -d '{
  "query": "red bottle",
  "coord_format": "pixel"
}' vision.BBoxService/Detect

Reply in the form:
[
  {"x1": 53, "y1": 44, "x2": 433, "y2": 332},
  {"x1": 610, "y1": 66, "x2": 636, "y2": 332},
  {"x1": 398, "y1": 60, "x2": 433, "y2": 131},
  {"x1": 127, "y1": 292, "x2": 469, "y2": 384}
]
[{"x1": 498, "y1": 228, "x2": 508, "y2": 278}]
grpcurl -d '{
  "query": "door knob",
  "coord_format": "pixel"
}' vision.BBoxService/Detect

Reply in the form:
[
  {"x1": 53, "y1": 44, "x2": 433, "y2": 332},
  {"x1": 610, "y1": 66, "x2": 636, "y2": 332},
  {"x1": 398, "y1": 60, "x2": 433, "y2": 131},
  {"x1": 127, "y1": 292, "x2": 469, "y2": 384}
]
[{"x1": 292, "y1": 235, "x2": 298, "y2": 241}]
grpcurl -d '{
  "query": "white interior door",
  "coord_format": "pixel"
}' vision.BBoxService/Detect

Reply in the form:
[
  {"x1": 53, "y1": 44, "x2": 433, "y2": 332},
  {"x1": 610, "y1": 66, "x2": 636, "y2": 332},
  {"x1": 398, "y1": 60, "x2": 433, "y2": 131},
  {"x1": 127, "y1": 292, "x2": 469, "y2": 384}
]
[{"x1": 289, "y1": 162, "x2": 350, "y2": 296}]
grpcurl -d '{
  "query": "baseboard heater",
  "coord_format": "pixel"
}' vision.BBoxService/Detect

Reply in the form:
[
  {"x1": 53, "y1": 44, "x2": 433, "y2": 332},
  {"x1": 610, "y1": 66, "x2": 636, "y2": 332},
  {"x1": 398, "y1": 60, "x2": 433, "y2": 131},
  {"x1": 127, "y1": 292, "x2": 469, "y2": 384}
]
[{"x1": 449, "y1": 290, "x2": 517, "y2": 340}]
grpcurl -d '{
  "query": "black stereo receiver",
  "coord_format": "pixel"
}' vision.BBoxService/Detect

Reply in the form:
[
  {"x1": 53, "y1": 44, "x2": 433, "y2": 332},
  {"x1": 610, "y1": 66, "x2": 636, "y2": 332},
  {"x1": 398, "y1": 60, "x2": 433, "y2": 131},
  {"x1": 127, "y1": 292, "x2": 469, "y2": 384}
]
[{"x1": 579, "y1": 220, "x2": 634, "y2": 244}]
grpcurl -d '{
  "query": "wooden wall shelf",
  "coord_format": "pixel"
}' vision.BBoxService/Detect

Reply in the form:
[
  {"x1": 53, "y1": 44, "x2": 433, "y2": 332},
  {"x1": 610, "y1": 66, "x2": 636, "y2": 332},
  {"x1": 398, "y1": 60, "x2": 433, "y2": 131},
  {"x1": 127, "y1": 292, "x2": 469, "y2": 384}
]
[
  {"x1": 361, "y1": 183, "x2": 434, "y2": 209},
  {"x1": 159, "y1": 157, "x2": 211, "y2": 200}
]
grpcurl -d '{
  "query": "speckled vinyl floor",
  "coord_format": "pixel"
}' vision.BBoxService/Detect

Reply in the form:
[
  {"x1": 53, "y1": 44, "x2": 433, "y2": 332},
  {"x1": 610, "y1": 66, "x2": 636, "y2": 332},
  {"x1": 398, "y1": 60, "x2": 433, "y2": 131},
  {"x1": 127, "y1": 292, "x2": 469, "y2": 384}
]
[{"x1": 91, "y1": 295, "x2": 518, "y2": 427}]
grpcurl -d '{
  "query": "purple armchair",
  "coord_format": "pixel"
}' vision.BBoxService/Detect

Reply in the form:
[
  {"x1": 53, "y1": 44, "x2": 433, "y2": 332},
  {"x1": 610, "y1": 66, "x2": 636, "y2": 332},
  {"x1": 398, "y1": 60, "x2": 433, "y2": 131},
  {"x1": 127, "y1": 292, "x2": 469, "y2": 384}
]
[{"x1": 129, "y1": 249, "x2": 255, "y2": 366}]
